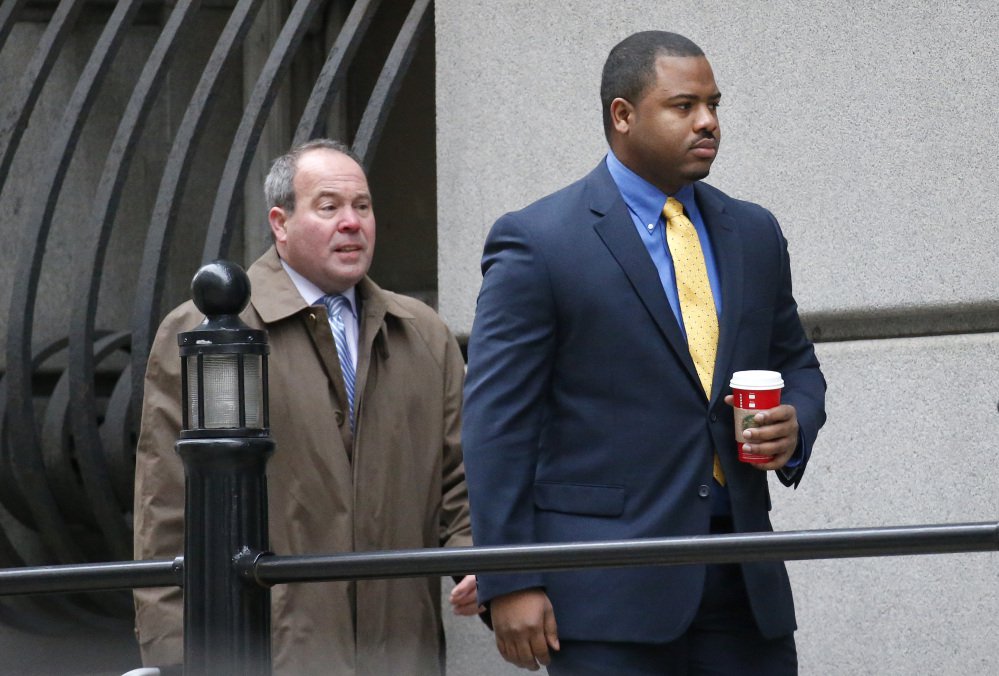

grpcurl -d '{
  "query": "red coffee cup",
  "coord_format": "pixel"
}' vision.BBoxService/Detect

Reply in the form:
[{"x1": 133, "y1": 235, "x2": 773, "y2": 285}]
[{"x1": 729, "y1": 370, "x2": 783, "y2": 463}]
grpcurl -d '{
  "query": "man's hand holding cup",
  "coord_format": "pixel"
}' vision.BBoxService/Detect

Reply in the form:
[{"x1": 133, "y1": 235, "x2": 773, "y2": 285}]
[{"x1": 725, "y1": 371, "x2": 799, "y2": 471}]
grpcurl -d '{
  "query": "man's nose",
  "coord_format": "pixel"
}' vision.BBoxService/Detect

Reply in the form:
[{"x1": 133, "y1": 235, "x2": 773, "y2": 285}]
[
  {"x1": 338, "y1": 208, "x2": 361, "y2": 230},
  {"x1": 694, "y1": 105, "x2": 718, "y2": 133}
]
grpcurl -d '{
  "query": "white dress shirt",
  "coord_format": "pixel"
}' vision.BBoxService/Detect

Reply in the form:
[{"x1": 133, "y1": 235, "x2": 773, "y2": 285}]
[{"x1": 280, "y1": 258, "x2": 359, "y2": 371}]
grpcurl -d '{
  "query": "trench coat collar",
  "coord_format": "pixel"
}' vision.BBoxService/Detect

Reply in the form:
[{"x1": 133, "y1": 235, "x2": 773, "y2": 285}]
[{"x1": 247, "y1": 246, "x2": 417, "y2": 324}]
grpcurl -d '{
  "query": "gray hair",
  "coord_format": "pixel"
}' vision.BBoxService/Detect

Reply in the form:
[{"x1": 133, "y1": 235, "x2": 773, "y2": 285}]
[{"x1": 264, "y1": 139, "x2": 363, "y2": 213}]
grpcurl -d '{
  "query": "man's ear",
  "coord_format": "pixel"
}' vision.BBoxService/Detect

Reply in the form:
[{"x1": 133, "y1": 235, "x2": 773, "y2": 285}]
[
  {"x1": 609, "y1": 97, "x2": 634, "y2": 135},
  {"x1": 268, "y1": 206, "x2": 288, "y2": 243}
]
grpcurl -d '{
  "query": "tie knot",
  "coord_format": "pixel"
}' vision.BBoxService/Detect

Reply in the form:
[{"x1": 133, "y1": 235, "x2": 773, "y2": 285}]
[
  {"x1": 662, "y1": 197, "x2": 685, "y2": 221},
  {"x1": 322, "y1": 294, "x2": 350, "y2": 321}
]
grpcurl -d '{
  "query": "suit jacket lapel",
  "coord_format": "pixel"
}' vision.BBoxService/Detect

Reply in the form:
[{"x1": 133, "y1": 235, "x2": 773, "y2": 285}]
[
  {"x1": 587, "y1": 163, "x2": 702, "y2": 390},
  {"x1": 694, "y1": 182, "x2": 743, "y2": 407}
]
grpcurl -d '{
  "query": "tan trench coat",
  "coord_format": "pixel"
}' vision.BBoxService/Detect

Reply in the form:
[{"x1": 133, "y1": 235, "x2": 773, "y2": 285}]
[{"x1": 133, "y1": 247, "x2": 471, "y2": 675}]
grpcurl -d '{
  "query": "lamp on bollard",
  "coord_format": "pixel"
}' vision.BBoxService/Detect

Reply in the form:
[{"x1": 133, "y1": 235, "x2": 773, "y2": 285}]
[
  {"x1": 179, "y1": 260, "x2": 268, "y2": 435},
  {"x1": 176, "y1": 260, "x2": 274, "y2": 676}
]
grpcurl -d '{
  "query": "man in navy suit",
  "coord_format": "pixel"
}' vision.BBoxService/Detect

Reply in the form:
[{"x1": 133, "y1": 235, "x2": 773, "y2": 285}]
[{"x1": 462, "y1": 31, "x2": 826, "y2": 674}]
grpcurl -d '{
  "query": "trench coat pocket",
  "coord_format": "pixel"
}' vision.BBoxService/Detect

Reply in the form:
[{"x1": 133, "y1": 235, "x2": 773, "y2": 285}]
[{"x1": 534, "y1": 481, "x2": 625, "y2": 517}]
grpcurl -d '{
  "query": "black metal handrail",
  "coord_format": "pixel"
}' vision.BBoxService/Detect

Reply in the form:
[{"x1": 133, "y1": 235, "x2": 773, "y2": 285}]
[
  {"x1": 2, "y1": 521, "x2": 995, "y2": 597},
  {"x1": 0, "y1": 558, "x2": 181, "y2": 597},
  {"x1": 252, "y1": 521, "x2": 999, "y2": 583}
]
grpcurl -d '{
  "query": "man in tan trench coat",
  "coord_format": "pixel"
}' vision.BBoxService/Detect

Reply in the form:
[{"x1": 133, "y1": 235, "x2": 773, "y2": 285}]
[{"x1": 133, "y1": 139, "x2": 478, "y2": 674}]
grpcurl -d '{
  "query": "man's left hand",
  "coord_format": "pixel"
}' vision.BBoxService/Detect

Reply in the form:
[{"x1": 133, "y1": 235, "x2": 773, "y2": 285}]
[
  {"x1": 450, "y1": 575, "x2": 485, "y2": 616},
  {"x1": 724, "y1": 395, "x2": 799, "y2": 471}
]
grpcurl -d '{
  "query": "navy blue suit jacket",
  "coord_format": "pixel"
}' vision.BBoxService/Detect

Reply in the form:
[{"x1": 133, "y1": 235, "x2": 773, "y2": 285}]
[{"x1": 462, "y1": 160, "x2": 826, "y2": 643}]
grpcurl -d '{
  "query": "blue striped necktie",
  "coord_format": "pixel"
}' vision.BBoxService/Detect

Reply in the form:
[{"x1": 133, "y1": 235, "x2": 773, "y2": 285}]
[{"x1": 321, "y1": 294, "x2": 355, "y2": 427}]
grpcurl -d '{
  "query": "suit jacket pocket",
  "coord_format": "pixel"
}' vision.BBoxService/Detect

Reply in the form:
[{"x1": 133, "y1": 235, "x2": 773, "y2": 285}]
[{"x1": 534, "y1": 481, "x2": 625, "y2": 517}]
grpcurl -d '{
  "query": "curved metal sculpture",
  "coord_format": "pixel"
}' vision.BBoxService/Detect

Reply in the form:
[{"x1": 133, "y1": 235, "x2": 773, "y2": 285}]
[{"x1": 0, "y1": 0, "x2": 434, "y2": 630}]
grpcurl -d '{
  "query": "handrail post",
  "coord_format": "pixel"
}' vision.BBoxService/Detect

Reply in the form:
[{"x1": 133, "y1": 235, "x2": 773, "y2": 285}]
[{"x1": 175, "y1": 260, "x2": 274, "y2": 675}]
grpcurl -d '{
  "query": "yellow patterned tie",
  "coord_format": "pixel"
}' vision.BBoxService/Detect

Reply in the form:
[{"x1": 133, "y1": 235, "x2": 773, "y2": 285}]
[{"x1": 663, "y1": 197, "x2": 725, "y2": 486}]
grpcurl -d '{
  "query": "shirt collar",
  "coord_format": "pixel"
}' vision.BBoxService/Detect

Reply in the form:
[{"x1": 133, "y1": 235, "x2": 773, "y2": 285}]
[
  {"x1": 279, "y1": 257, "x2": 357, "y2": 317},
  {"x1": 605, "y1": 150, "x2": 697, "y2": 230}
]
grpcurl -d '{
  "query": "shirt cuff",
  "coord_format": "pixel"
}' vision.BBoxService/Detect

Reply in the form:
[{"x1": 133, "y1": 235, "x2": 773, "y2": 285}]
[{"x1": 778, "y1": 429, "x2": 807, "y2": 481}]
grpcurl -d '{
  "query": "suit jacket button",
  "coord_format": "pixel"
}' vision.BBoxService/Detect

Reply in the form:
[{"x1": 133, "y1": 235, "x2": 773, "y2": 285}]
[
  {"x1": 710, "y1": 413, "x2": 718, "y2": 422},
  {"x1": 334, "y1": 410, "x2": 345, "y2": 426},
  {"x1": 698, "y1": 484, "x2": 710, "y2": 498}
]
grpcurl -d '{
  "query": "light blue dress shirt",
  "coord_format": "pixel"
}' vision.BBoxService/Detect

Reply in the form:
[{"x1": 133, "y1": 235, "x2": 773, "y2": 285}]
[{"x1": 605, "y1": 151, "x2": 721, "y2": 336}]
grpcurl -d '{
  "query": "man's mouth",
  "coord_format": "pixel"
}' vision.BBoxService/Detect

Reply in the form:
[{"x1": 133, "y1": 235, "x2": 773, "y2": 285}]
[{"x1": 690, "y1": 138, "x2": 717, "y2": 159}]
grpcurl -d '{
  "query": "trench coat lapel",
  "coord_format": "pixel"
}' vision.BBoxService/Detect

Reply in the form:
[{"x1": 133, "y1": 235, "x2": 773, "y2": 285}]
[
  {"x1": 355, "y1": 278, "x2": 385, "y2": 423},
  {"x1": 353, "y1": 277, "x2": 417, "y2": 427}
]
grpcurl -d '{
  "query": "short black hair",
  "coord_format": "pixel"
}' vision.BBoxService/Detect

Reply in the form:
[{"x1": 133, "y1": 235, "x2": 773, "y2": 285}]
[{"x1": 600, "y1": 31, "x2": 705, "y2": 140}]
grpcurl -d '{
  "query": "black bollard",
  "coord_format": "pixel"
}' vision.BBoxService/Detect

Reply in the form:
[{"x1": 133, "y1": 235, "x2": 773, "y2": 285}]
[{"x1": 175, "y1": 260, "x2": 273, "y2": 675}]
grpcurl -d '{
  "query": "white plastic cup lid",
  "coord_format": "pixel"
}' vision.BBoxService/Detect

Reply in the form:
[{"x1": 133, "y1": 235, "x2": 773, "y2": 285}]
[{"x1": 730, "y1": 370, "x2": 783, "y2": 390}]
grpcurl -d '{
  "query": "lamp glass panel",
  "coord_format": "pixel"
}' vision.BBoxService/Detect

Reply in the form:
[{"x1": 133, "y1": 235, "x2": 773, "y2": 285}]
[
  {"x1": 185, "y1": 352, "x2": 264, "y2": 429},
  {"x1": 242, "y1": 354, "x2": 263, "y2": 428},
  {"x1": 186, "y1": 356, "x2": 200, "y2": 428},
  {"x1": 202, "y1": 354, "x2": 241, "y2": 428}
]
